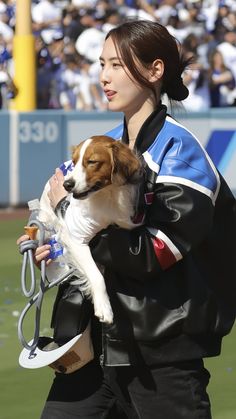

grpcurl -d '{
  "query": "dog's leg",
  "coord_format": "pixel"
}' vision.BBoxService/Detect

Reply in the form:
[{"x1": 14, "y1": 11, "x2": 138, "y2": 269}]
[
  {"x1": 74, "y1": 245, "x2": 113, "y2": 324},
  {"x1": 58, "y1": 224, "x2": 113, "y2": 324}
]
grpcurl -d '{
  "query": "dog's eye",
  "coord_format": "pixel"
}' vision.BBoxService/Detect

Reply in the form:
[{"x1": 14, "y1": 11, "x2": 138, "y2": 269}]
[{"x1": 87, "y1": 160, "x2": 98, "y2": 165}]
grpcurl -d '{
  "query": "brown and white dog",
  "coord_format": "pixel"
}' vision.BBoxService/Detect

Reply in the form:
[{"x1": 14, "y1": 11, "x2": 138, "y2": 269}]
[{"x1": 39, "y1": 135, "x2": 143, "y2": 324}]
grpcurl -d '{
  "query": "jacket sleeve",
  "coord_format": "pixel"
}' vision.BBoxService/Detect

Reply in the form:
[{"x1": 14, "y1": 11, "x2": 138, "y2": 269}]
[{"x1": 90, "y1": 181, "x2": 215, "y2": 281}]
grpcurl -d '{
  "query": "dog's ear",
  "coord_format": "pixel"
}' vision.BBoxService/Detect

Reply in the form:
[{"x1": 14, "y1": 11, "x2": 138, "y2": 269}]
[
  {"x1": 71, "y1": 145, "x2": 76, "y2": 154},
  {"x1": 111, "y1": 142, "x2": 143, "y2": 185}
]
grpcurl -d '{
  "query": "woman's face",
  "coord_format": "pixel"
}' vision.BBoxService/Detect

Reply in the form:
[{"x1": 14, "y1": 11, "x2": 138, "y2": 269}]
[
  {"x1": 99, "y1": 37, "x2": 154, "y2": 117},
  {"x1": 212, "y1": 51, "x2": 223, "y2": 67}
]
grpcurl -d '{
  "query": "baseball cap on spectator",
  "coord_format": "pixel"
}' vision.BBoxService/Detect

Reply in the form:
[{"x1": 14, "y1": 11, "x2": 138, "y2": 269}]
[
  {"x1": 92, "y1": 10, "x2": 106, "y2": 21},
  {"x1": 178, "y1": 8, "x2": 190, "y2": 21},
  {"x1": 52, "y1": 30, "x2": 64, "y2": 42},
  {"x1": 79, "y1": 8, "x2": 106, "y2": 21}
]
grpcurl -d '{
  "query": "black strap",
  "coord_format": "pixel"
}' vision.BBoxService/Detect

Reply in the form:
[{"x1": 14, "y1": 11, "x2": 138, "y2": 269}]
[{"x1": 55, "y1": 196, "x2": 70, "y2": 218}]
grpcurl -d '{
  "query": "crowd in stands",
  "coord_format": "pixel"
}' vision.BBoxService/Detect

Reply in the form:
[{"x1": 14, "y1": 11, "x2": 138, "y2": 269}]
[{"x1": 0, "y1": 0, "x2": 236, "y2": 111}]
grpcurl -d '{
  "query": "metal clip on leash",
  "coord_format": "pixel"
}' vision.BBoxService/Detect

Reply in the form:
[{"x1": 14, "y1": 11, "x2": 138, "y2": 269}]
[{"x1": 18, "y1": 219, "x2": 75, "y2": 357}]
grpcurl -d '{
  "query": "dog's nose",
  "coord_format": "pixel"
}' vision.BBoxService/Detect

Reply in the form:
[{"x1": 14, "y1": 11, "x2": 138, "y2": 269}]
[{"x1": 63, "y1": 178, "x2": 75, "y2": 192}]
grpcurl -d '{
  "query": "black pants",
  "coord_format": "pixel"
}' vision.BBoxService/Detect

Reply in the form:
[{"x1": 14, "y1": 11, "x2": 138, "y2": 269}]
[{"x1": 40, "y1": 359, "x2": 212, "y2": 419}]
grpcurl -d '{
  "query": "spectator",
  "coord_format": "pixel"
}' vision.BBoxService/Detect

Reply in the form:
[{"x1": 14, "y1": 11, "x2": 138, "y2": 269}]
[
  {"x1": 0, "y1": 11, "x2": 13, "y2": 44},
  {"x1": 214, "y1": 2, "x2": 234, "y2": 33},
  {"x1": 182, "y1": 52, "x2": 210, "y2": 111},
  {"x1": 31, "y1": 0, "x2": 63, "y2": 45},
  {"x1": 117, "y1": 0, "x2": 157, "y2": 21},
  {"x1": 167, "y1": 14, "x2": 193, "y2": 43},
  {"x1": 75, "y1": 10, "x2": 107, "y2": 63},
  {"x1": 58, "y1": 54, "x2": 82, "y2": 110},
  {"x1": 62, "y1": 4, "x2": 85, "y2": 42},
  {"x1": 59, "y1": 54, "x2": 93, "y2": 110},
  {"x1": 0, "y1": 0, "x2": 15, "y2": 30},
  {"x1": 201, "y1": 0, "x2": 219, "y2": 33},
  {"x1": 208, "y1": 48, "x2": 236, "y2": 107},
  {"x1": 217, "y1": 31, "x2": 236, "y2": 82},
  {"x1": 0, "y1": 64, "x2": 17, "y2": 108},
  {"x1": 102, "y1": 8, "x2": 122, "y2": 33},
  {"x1": 71, "y1": 0, "x2": 97, "y2": 7},
  {"x1": 182, "y1": 0, "x2": 206, "y2": 38},
  {"x1": 35, "y1": 35, "x2": 53, "y2": 108},
  {"x1": 0, "y1": 31, "x2": 15, "y2": 108},
  {"x1": 89, "y1": 60, "x2": 107, "y2": 110},
  {"x1": 154, "y1": 0, "x2": 180, "y2": 26}
]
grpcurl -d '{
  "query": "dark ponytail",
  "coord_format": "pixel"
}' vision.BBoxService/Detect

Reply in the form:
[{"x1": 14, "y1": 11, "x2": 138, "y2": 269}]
[
  {"x1": 163, "y1": 47, "x2": 191, "y2": 101},
  {"x1": 106, "y1": 20, "x2": 190, "y2": 102}
]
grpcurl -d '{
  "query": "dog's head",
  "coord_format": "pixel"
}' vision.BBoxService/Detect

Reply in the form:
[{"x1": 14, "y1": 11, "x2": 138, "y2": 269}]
[{"x1": 63, "y1": 136, "x2": 143, "y2": 199}]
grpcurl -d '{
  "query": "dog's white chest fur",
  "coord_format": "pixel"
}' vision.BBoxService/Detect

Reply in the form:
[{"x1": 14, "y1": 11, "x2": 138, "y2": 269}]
[{"x1": 64, "y1": 183, "x2": 137, "y2": 244}]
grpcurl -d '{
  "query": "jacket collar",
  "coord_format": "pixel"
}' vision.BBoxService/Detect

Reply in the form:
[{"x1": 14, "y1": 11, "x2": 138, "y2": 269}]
[{"x1": 121, "y1": 103, "x2": 167, "y2": 154}]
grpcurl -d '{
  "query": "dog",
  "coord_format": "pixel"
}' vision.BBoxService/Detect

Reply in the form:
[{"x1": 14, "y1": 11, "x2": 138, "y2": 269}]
[{"x1": 39, "y1": 135, "x2": 143, "y2": 324}]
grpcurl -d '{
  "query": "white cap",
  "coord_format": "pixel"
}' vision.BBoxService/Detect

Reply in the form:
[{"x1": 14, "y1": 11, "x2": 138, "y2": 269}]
[{"x1": 19, "y1": 324, "x2": 94, "y2": 374}]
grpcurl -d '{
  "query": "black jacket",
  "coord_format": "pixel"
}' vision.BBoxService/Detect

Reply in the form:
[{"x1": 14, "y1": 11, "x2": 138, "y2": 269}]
[{"x1": 90, "y1": 106, "x2": 236, "y2": 367}]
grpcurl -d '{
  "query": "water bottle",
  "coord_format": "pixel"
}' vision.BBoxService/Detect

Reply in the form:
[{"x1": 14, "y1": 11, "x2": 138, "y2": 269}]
[
  {"x1": 27, "y1": 199, "x2": 69, "y2": 282},
  {"x1": 28, "y1": 199, "x2": 40, "y2": 223},
  {"x1": 45, "y1": 232, "x2": 70, "y2": 283}
]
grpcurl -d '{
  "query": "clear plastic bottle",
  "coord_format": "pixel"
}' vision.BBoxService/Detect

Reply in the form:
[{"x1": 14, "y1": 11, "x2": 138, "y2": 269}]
[
  {"x1": 46, "y1": 233, "x2": 70, "y2": 282},
  {"x1": 28, "y1": 199, "x2": 40, "y2": 223},
  {"x1": 28, "y1": 199, "x2": 69, "y2": 283}
]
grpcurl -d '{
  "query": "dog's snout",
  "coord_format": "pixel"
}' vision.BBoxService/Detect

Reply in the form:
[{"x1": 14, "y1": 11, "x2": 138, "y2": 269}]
[{"x1": 63, "y1": 178, "x2": 75, "y2": 192}]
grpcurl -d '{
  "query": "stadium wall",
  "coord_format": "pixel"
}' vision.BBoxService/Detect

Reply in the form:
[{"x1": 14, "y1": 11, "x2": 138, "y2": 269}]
[{"x1": 1, "y1": 109, "x2": 236, "y2": 206}]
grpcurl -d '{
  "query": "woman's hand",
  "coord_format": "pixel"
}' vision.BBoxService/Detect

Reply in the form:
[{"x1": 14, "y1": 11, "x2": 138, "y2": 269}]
[
  {"x1": 16, "y1": 169, "x2": 67, "y2": 265},
  {"x1": 17, "y1": 234, "x2": 51, "y2": 267},
  {"x1": 48, "y1": 168, "x2": 68, "y2": 210}
]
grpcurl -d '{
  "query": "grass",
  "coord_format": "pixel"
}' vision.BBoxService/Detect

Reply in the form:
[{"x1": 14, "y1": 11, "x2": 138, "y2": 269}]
[
  {"x1": 0, "y1": 218, "x2": 55, "y2": 419},
  {"x1": 0, "y1": 217, "x2": 235, "y2": 418}
]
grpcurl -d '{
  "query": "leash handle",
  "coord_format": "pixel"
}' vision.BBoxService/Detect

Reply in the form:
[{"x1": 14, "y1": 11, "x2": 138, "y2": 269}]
[
  {"x1": 20, "y1": 245, "x2": 37, "y2": 298},
  {"x1": 18, "y1": 218, "x2": 75, "y2": 356},
  {"x1": 19, "y1": 219, "x2": 45, "y2": 298}
]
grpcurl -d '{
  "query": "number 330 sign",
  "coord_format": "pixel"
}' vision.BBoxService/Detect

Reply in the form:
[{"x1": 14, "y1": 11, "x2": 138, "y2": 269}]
[{"x1": 19, "y1": 120, "x2": 59, "y2": 143}]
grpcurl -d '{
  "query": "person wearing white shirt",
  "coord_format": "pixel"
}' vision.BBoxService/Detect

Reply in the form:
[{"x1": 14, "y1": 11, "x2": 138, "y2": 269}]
[
  {"x1": 217, "y1": 31, "x2": 236, "y2": 82},
  {"x1": 182, "y1": 54, "x2": 210, "y2": 111},
  {"x1": 31, "y1": 0, "x2": 62, "y2": 45},
  {"x1": 75, "y1": 12, "x2": 106, "y2": 63}
]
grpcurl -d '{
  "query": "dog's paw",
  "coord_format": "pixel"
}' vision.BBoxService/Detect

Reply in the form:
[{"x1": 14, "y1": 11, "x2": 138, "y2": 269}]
[{"x1": 94, "y1": 297, "x2": 113, "y2": 324}]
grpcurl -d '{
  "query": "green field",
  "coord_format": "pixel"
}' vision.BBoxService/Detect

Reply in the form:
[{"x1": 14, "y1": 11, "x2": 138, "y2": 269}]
[{"x1": 0, "y1": 217, "x2": 235, "y2": 419}]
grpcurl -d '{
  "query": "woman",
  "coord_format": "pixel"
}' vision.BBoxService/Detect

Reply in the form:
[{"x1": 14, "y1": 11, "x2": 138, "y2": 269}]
[
  {"x1": 17, "y1": 20, "x2": 236, "y2": 419},
  {"x1": 182, "y1": 51, "x2": 210, "y2": 111},
  {"x1": 208, "y1": 49, "x2": 236, "y2": 107}
]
